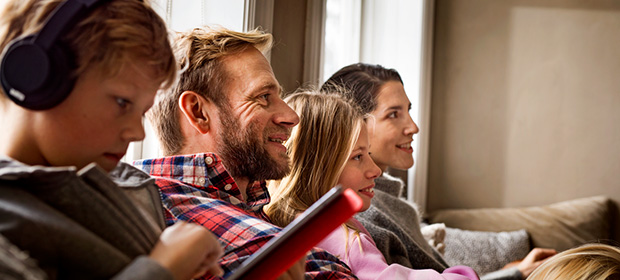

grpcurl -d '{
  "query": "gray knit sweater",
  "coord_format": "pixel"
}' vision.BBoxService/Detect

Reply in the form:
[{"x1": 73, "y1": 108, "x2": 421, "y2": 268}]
[
  {"x1": 0, "y1": 158, "x2": 173, "y2": 280},
  {"x1": 355, "y1": 173, "x2": 522, "y2": 280}
]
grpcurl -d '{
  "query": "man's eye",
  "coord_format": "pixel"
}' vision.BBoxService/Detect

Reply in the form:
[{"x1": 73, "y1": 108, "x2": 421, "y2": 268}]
[
  {"x1": 116, "y1": 97, "x2": 130, "y2": 109},
  {"x1": 260, "y1": 94, "x2": 270, "y2": 100}
]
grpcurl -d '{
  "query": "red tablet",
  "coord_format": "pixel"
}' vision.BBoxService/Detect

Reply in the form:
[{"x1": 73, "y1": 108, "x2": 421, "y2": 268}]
[{"x1": 227, "y1": 186, "x2": 362, "y2": 280}]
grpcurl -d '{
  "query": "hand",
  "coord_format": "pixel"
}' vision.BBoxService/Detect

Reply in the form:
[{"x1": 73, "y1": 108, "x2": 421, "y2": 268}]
[
  {"x1": 276, "y1": 257, "x2": 305, "y2": 280},
  {"x1": 516, "y1": 247, "x2": 557, "y2": 278},
  {"x1": 149, "y1": 221, "x2": 224, "y2": 280}
]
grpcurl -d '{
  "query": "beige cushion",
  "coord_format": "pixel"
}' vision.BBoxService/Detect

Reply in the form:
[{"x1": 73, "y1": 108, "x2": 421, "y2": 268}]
[{"x1": 427, "y1": 196, "x2": 614, "y2": 251}]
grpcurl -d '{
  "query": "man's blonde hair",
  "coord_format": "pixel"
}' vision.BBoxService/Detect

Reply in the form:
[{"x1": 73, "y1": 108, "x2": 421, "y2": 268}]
[
  {"x1": 265, "y1": 91, "x2": 364, "y2": 228},
  {"x1": 147, "y1": 26, "x2": 273, "y2": 156},
  {"x1": 0, "y1": 0, "x2": 176, "y2": 102},
  {"x1": 528, "y1": 243, "x2": 620, "y2": 280}
]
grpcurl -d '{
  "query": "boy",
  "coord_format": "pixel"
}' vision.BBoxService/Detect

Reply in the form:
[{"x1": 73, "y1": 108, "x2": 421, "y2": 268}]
[{"x1": 0, "y1": 0, "x2": 222, "y2": 279}]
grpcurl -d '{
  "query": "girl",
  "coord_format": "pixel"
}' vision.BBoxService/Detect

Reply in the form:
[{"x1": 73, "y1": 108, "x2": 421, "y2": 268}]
[{"x1": 266, "y1": 91, "x2": 478, "y2": 280}]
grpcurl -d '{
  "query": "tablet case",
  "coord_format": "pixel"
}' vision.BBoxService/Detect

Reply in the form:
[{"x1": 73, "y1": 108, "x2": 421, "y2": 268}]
[{"x1": 227, "y1": 186, "x2": 363, "y2": 280}]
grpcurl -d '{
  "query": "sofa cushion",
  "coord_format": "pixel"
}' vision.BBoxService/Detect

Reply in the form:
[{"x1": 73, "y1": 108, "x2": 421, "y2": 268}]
[
  {"x1": 421, "y1": 223, "x2": 531, "y2": 275},
  {"x1": 427, "y1": 196, "x2": 613, "y2": 251},
  {"x1": 443, "y1": 227, "x2": 530, "y2": 275}
]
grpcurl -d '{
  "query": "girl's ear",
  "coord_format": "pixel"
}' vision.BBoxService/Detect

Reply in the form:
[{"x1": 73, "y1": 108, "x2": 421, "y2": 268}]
[{"x1": 178, "y1": 91, "x2": 210, "y2": 134}]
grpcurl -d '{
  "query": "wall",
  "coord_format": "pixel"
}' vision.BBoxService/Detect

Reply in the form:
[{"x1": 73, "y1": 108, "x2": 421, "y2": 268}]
[
  {"x1": 271, "y1": 0, "x2": 308, "y2": 94},
  {"x1": 428, "y1": 0, "x2": 620, "y2": 218}
]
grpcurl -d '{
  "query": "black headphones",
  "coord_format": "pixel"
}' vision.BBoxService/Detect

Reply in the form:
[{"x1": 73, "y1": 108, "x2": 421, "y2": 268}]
[{"x1": 0, "y1": 0, "x2": 105, "y2": 110}]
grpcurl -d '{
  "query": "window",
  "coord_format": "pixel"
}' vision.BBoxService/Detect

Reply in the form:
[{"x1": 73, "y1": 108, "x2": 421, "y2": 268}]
[
  {"x1": 152, "y1": 0, "x2": 246, "y2": 32},
  {"x1": 123, "y1": 0, "x2": 248, "y2": 162}
]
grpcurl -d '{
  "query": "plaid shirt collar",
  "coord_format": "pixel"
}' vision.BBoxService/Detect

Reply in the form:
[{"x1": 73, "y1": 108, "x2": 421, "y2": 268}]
[{"x1": 133, "y1": 153, "x2": 270, "y2": 215}]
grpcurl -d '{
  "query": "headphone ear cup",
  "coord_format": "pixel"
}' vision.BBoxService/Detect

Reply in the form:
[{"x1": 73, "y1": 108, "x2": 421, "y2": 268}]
[
  {"x1": 40, "y1": 42, "x2": 76, "y2": 109},
  {"x1": 1, "y1": 36, "x2": 75, "y2": 110}
]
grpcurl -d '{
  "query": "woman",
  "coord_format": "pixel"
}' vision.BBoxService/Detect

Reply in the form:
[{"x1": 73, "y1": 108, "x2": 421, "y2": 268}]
[
  {"x1": 265, "y1": 91, "x2": 478, "y2": 280},
  {"x1": 321, "y1": 63, "x2": 556, "y2": 280}
]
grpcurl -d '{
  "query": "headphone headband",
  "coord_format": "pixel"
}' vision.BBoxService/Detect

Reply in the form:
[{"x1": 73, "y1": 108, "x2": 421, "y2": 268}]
[{"x1": 35, "y1": 0, "x2": 103, "y2": 50}]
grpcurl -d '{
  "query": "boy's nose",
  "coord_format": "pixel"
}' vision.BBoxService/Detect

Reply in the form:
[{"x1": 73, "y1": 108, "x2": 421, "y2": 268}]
[{"x1": 122, "y1": 118, "x2": 146, "y2": 142}]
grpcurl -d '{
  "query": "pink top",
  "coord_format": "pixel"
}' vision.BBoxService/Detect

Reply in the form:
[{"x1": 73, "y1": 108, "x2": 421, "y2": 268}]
[{"x1": 316, "y1": 218, "x2": 479, "y2": 280}]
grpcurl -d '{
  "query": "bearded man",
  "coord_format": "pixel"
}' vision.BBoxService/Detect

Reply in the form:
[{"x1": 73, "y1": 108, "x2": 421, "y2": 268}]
[{"x1": 133, "y1": 26, "x2": 357, "y2": 280}]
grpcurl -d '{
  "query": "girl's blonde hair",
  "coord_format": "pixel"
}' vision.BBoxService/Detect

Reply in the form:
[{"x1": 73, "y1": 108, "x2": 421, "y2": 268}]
[
  {"x1": 528, "y1": 243, "x2": 620, "y2": 280},
  {"x1": 266, "y1": 90, "x2": 364, "y2": 228}
]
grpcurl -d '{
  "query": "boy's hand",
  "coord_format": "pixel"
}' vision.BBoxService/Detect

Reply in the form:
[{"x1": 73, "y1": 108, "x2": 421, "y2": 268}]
[
  {"x1": 276, "y1": 257, "x2": 305, "y2": 280},
  {"x1": 150, "y1": 221, "x2": 224, "y2": 280}
]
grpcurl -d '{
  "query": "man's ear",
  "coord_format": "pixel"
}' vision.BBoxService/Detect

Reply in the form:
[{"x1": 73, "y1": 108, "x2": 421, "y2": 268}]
[{"x1": 179, "y1": 91, "x2": 211, "y2": 134}]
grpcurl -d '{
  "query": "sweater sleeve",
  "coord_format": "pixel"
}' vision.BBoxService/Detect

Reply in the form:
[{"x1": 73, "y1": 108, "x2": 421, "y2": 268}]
[
  {"x1": 111, "y1": 256, "x2": 174, "y2": 280},
  {"x1": 480, "y1": 267, "x2": 523, "y2": 280}
]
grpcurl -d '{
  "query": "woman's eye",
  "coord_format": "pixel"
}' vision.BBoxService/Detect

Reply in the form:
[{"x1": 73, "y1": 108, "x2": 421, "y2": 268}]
[
  {"x1": 388, "y1": 111, "x2": 397, "y2": 118},
  {"x1": 352, "y1": 154, "x2": 362, "y2": 161}
]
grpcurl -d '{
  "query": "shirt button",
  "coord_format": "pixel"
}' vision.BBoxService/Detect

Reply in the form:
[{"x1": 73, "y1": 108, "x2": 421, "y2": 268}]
[
  {"x1": 224, "y1": 184, "x2": 233, "y2": 191},
  {"x1": 205, "y1": 156, "x2": 214, "y2": 165},
  {"x1": 197, "y1": 177, "x2": 206, "y2": 185}
]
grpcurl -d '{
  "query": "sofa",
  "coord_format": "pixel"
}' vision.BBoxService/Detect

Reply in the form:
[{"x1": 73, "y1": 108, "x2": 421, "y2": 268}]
[{"x1": 424, "y1": 196, "x2": 618, "y2": 275}]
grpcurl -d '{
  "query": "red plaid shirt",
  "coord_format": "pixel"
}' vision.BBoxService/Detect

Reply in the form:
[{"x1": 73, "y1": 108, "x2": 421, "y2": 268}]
[{"x1": 134, "y1": 153, "x2": 357, "y2": 279}]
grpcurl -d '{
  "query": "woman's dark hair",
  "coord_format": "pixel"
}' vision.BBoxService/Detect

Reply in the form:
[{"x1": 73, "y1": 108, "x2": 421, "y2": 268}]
[{"x1": 320, "y1": 63, "x2": 403, "y2": 114}]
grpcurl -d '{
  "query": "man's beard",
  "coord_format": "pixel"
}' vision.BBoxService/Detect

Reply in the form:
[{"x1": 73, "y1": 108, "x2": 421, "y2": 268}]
[{"x1": 216, "y1": 110, "x2": 291, "y2": 182}]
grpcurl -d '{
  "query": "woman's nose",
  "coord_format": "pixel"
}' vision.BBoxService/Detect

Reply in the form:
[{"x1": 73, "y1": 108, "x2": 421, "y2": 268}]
[{"x1": 404, "y1": 115, "x2": 419, "y2": 136}]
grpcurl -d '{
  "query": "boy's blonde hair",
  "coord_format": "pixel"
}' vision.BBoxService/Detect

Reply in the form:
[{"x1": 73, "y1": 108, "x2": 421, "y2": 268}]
[
  {"x1": 266, "y1": 91, "x2": 364, "y2": 228},
  {"x1": 147, "y1": 26, "x2": 273, "y2": 156},
  {"x1": 0, "y1": 0, "x2": 176, "y2": 101},
  {"x1": 528, "y1": 243, "x2": 620, "y2": 280}
]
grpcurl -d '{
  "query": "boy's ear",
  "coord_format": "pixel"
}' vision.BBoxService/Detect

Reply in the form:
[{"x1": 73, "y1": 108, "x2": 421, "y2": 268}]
[{"x1": 179, "y1": 91, "x2": 211, "y2": 134}]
